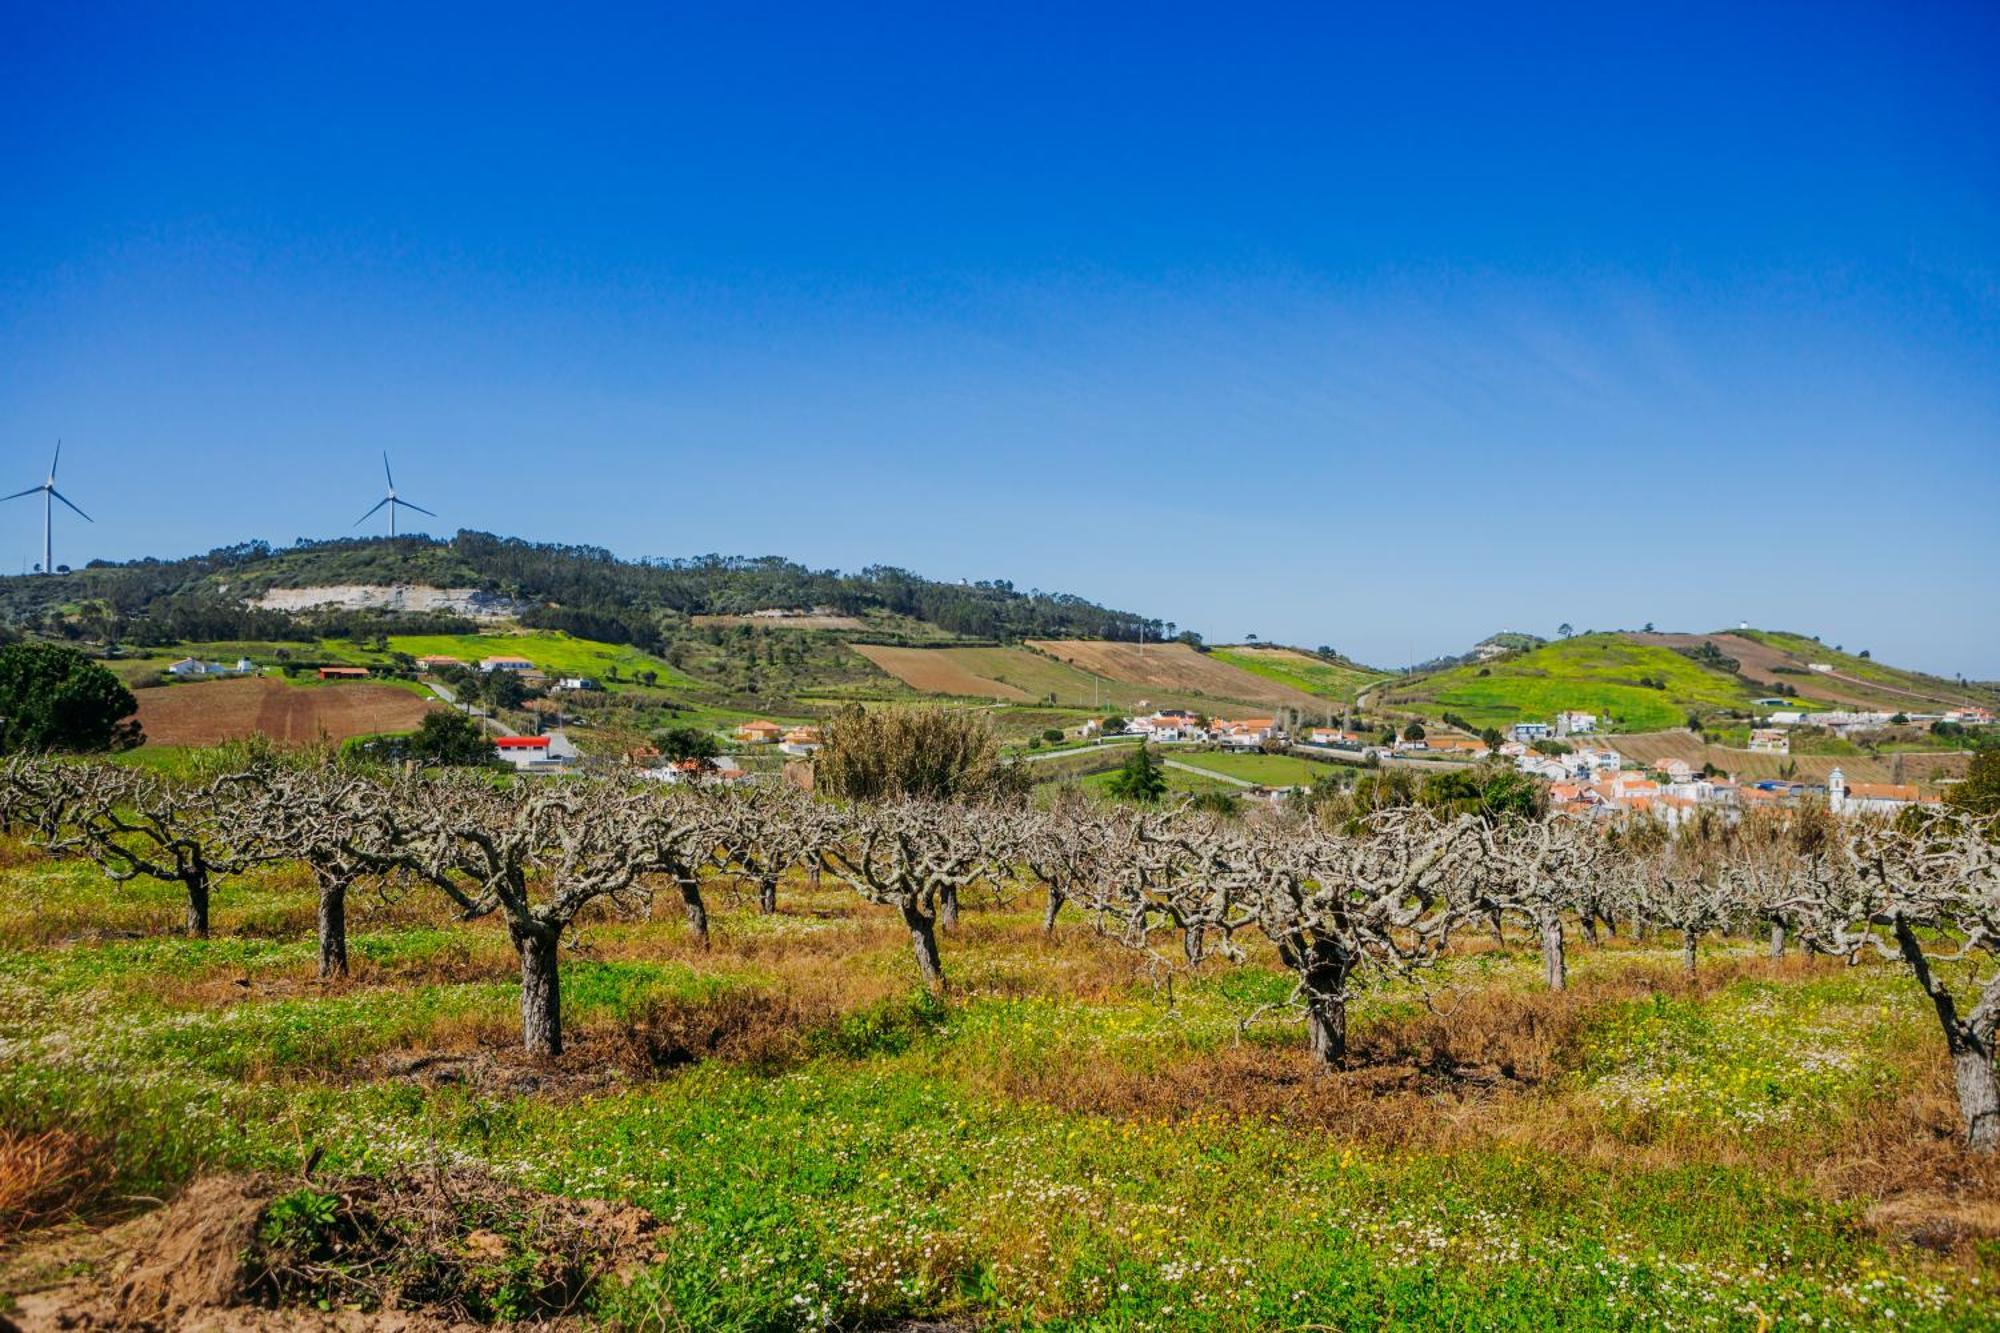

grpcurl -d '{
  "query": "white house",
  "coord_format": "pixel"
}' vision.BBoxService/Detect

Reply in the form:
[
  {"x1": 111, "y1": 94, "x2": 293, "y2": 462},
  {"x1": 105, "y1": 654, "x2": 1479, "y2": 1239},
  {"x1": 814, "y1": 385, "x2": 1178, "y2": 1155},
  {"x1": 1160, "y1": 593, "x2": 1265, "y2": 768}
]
[
  {"x1": 1748, "y1": 728, "x2": 1790, "y2": 754},
  {"x1": 1555, "y1": 711, "x2": 1597, "y2": 737},
  {"x1": 554, "y1": 677, "x2": 600, "y2": 692},
  {"x1": 480, "y1": 656, "x2": 535, "y2": 673},
  {"x1": 167, "y1": 658, "x2": 232, "y2": 678},
  {"x1": 1510, "y1": 722, "x2": 1553, "y2": 742}
]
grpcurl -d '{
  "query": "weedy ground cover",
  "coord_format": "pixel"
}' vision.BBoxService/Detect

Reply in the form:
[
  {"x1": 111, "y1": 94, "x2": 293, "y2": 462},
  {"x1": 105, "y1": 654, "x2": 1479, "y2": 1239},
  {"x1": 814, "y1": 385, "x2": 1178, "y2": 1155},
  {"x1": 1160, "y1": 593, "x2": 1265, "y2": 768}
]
[{"x1": 2, "y1": 841, "x2": 1997, "y2": 1328}]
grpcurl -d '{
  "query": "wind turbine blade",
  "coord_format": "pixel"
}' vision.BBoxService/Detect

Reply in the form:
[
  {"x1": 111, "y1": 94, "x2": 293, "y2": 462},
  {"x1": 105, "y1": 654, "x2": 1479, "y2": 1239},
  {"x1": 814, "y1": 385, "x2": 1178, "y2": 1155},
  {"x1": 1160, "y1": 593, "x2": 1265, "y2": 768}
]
[
  {"x1": 353, "y1": 497, "x2": 390, "y2": 526},
  {"x1": 393, "y1": 498, "x2": 437, "y2": 518},
  {"x1": 0, "y1": 486, "x2": 42, "y2": 503},
  {"x1": 383, "y1": 451, "x2": 395, "y2": 489},
  {"x1": 49, "y1": 489, "x2": 92, "y2": 522},
  {"x1": 49, "y1": 440, "x2": 61, "y2": 480}
]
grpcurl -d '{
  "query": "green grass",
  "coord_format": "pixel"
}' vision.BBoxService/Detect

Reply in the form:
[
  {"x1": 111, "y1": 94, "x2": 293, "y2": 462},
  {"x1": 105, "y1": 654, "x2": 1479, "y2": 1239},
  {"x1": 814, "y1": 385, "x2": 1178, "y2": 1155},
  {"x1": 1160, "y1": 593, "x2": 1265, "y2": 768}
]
[
  {"x1": 1165, "y1": 749, "x2": 1324, "y2": 787},
  {"x1": 1210, "y1": 647, "x2": 1386, "y2": 701},
  {"x1": 1390, "y1": 635, "x2": 1757, "y2": 732},
  {"x1": 4, "y1": 844, "x2": 1995, "y2": 1329},
  {"x1": 382, "y1": 632, "x2": 699, "y2": 686}
]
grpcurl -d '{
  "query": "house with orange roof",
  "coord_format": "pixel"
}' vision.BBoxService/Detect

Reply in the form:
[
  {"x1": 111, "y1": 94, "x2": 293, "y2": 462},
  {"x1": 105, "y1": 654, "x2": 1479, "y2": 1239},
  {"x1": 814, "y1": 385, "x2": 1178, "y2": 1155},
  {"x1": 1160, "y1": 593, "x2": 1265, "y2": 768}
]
[
  {"x1": 736, "y1": 720, "x2": 785, "y2": 744},
  {"x1": 1829, "y1": 769, "x2": 1941, "y2": 817}
]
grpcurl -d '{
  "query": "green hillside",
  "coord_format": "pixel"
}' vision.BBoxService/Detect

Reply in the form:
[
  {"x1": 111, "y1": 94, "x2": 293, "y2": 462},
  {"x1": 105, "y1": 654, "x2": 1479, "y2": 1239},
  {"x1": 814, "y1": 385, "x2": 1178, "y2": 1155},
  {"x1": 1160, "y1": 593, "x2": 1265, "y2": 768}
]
[
  {"x1": 1730, "y1": 629, "x2": 1996, "y2": 709},
  {"x1": 1209, "y1": 646, "x2": 1387, "y2": 700},
  {"x1": 1382, "y1": 634, "x2": 1759, "y2": 732}
]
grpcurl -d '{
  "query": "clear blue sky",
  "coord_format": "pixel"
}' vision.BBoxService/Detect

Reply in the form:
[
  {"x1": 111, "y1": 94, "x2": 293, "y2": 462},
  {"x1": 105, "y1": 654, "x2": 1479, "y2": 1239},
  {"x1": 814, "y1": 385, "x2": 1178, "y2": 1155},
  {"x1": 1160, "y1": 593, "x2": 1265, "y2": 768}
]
[{"x1": 3, "y1": 2, "x2": 1995, "y2": 675}]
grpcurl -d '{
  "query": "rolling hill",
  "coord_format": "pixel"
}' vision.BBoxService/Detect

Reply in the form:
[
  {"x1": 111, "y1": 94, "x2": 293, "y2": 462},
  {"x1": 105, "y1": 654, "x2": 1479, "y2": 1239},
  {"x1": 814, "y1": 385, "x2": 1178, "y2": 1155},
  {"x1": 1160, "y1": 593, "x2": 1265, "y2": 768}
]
[
  {"x1": 1207, "y1": 645, "x2": 1388, "y2": 701},
  {"x1": 1380, "y1": 633, "x2": 1768, "y2": 732},
  {"x1": 1382, "y1": 629, "x2": 1998, "y2": 734}
]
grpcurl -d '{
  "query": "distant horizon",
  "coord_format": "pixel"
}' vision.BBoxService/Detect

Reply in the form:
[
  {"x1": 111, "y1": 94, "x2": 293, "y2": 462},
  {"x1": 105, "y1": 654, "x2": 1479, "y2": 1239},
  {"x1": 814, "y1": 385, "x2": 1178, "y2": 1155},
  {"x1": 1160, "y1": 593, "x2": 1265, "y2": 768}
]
[
  {"x1": 4, "y1": 4, "x2": 1995, "y2": 677},
  {"x1": 21, "y1": 525, "x2": 1992, "y2": 685}
]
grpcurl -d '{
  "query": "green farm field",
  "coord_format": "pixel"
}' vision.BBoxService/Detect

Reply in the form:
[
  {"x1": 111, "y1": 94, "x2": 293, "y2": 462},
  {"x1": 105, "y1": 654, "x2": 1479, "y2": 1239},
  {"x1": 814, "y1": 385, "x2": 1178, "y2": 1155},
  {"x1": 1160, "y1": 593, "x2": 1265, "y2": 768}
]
[
  {"x1": 5, "y1": 836, "x2": 1998, "y2": 1329},
  {"x1": 1209, "y1": 645, "x2": 1387, "y2": 701}
]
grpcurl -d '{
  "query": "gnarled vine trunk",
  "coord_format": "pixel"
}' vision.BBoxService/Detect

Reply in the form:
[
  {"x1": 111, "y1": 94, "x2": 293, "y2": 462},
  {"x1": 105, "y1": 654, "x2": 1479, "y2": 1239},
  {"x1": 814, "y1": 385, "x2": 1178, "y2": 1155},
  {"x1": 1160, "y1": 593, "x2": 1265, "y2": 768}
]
[
  {"x1": 758, "y1": 873, "x2": 777, "y2": 916},
  {"x1": 1041, "y1": 884, "x2": 1063, "y2": 934},
  {"x1": 938, "y1": 884, "x2": 960, "y2": 931}
]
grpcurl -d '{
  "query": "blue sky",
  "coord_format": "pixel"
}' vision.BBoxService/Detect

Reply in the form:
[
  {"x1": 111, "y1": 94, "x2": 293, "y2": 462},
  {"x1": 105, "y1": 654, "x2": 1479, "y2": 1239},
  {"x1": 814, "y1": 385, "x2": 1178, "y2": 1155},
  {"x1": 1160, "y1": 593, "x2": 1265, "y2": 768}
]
[{"x1": 2, "y1": 2, "x2": 1995, "y2": 674}]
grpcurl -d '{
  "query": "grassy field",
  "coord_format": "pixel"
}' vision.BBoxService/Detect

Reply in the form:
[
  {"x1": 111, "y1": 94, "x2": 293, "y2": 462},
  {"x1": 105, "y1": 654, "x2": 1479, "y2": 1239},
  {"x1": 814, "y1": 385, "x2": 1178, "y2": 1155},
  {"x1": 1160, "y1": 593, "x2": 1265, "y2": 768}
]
[
  {"x1": 5, "y1": 841, "x2": 1998, "y2": 1329},
  {"x1": 1387, "y1": 634, "x2": 1759, "y2": 732},
  {"x1": 1166, "y1": 749, "x2": 1326, "y2": 787},
  {"x1": 1209, "y1": 646, "x2": 1386, "y2": 701}
]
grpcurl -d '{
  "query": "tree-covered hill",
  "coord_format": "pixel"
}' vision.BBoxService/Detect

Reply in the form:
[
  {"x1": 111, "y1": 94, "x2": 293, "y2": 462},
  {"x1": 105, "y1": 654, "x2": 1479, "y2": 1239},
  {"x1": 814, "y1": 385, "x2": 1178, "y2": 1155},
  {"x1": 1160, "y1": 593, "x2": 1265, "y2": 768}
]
[{"x1": 0, "y1": 532, "x2": 1163, "y2": 651}]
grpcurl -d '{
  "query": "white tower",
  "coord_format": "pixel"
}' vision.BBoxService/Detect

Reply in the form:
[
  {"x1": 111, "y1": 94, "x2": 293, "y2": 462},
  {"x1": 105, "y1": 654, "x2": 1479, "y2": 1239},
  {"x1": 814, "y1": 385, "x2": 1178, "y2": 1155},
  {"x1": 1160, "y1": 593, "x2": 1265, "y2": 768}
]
[{"x1": 1827, "y1": 767, "x2": 1847, "y2": 815}]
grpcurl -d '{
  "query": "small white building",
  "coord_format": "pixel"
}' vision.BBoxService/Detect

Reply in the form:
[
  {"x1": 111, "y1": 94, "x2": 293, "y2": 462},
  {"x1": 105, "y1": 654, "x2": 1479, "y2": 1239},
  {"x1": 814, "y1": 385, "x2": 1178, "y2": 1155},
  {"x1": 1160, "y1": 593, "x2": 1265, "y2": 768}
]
[
  {"x1": 480, "y1": 656, "x2": 535, "y2": 673},
  {"x1": 1555, "y1": 711, "x2": 1597, "y2": 737},
  {"x1": 1510, "y1": 722, "x2": 1553, "y2": 742},
  {"x1": 1747, "y1": 728, "x2": 1790, "y2": 754}
]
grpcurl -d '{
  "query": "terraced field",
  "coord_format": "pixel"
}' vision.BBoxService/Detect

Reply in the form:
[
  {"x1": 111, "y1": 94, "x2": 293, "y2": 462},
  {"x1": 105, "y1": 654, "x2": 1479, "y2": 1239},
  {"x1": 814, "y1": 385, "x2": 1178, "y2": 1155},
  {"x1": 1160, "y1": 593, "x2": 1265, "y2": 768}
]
[
  {"x1": 1625, "y1": 630, "x2": 1996, "y2": 713},
  {"x1": 1024, "y1": 640, "x2": 1325, "y2": 712}
]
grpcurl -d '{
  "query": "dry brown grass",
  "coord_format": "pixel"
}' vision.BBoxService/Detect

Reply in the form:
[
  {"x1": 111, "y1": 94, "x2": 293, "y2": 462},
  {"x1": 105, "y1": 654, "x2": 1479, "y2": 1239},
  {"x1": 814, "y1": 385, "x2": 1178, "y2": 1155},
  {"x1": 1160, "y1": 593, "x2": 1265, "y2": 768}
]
[{"x1": 0, "y1": 1128, "x2": 104, "y2": 1243}]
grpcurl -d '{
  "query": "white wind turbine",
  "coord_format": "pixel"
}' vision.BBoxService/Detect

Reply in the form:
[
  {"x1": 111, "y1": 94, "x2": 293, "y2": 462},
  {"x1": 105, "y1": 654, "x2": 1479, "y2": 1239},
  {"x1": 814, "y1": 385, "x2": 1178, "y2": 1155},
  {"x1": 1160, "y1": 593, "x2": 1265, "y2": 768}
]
[
  {"x1": 353, "y1": 452, "x2": 436, "y2": 537},
  {"x1": 2, "y1": 442, "x2": 92, "y2": 574}
]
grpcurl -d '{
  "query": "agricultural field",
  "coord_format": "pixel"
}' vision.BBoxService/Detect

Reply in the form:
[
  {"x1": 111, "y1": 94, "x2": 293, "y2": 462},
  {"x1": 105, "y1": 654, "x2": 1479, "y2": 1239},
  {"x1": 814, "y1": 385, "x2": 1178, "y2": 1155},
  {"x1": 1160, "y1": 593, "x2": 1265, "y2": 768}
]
[
  {"x1": 382, "y1": 632, "x2": 698, "y2": 687},
  {"x1": 1387, "y1": 634, "x2": 1759, "y2": 733},
  {"x1": 131, "y1": 676, "x2": 440, "y2": 747},
  {"x1": 5, "y1": 818, "x2": 2000, "y2": 1329},
  {"x1": 851, "y1": 645, "x2": 1036, "y2": 701},
  {"x1": 1024, "y1": 640, "x2": 1324, "y2": 713},
  {"x1": 1209, "y1": 645, "x2": 1387, "y2": 701}
]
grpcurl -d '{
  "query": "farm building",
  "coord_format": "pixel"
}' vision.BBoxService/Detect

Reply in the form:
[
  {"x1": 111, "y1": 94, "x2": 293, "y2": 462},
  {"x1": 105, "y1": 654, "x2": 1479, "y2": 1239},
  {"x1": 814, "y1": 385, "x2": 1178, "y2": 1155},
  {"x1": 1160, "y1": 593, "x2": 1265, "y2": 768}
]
[
  {"x1": 1748, "y1": 728, "x2": 1790, "y2": 754},
  {"x1": 318, "y1": 667, "x2": 370, "y2": 680},
  {"x1": 493, "y1": 735, "x2": 570, "y2": 772},
  {"x1": 167, "y1": 658, "x2": 237, "y2": 678},
  {"x1": 480, "y1": 656, "x2": 535, "y2": 673},
  {"x1": 736, "y1": 720, "x2": 785, "y2": 744},
  {"x1": 780, "y1": 726, "x2": 823, "y2": 756},
  {"x1": 415, "y1": 654, "x2": 464, "y2": 670}
]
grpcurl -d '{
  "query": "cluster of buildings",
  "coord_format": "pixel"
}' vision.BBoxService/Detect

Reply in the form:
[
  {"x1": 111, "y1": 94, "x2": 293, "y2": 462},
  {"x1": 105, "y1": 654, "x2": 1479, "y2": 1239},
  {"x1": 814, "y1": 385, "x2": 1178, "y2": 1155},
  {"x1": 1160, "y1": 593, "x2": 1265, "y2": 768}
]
[
  {"x1": 734, "y1": 719, "x2": 823, "y2": 755},
  {"x1": 1120, "y1": 711, "x2": 1280, "y2": 747},
  {"x1": 166, "y1": 656, "x2": 255, "y2": 678}
]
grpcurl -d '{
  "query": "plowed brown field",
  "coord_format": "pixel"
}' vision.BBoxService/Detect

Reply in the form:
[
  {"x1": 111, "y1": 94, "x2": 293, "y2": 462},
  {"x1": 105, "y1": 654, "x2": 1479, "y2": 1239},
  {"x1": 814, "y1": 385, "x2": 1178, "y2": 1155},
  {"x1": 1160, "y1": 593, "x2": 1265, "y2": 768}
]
[
  {"x1": 136, "y1": 677, "x2": 440, "y2": 747},
  {"x1": 1024, "y1": 640, "x2": 1322, "y2": 711},
  {"x1": 851, "y1": 645, "x2": 1032, "y2": 701}
]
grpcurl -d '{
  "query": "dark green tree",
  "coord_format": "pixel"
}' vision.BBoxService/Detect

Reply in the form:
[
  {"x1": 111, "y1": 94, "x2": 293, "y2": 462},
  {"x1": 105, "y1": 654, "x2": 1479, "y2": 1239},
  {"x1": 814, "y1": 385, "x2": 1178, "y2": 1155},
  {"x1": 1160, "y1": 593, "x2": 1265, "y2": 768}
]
[
  {"x1": 1402, "y1": 721, "x2": 1426, "y2": 742},
  {"x1": 0, "y1": 642, "x2": 141, "y2": 752},
  {"x1": 654, "y1": 725, "x2": 721, "y2": 763},
  {"x1": 405, "y1": 709, "x2": 494, "y2": 766},
  {"x1": 1105, "y1": 743, "x2": 1167, "y2": 804}
]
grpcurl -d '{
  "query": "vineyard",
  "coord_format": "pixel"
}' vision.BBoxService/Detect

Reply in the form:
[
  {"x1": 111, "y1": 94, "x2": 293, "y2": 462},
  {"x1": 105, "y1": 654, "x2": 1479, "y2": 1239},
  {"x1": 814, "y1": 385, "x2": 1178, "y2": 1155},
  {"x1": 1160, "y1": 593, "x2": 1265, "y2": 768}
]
[{"x1": 3, "y1": 758, "x2": 1999, "y2": 1329}]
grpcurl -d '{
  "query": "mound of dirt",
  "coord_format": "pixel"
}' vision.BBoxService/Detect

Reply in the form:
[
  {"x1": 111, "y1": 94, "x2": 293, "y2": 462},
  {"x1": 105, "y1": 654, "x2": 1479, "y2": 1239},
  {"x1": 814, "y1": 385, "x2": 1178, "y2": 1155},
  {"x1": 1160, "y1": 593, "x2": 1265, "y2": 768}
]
[{"x1": 6, "y1": 1167, "x2": 666, "y2": 1331}]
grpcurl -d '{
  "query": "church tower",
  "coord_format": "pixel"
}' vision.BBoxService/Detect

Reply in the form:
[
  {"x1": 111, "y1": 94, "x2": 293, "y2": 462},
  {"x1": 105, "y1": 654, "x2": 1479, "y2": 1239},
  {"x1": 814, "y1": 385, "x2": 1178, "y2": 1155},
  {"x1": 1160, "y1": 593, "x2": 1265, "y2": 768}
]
[{"x1": 1827, "y1": 767, "x2": 1847, "y2": 815}]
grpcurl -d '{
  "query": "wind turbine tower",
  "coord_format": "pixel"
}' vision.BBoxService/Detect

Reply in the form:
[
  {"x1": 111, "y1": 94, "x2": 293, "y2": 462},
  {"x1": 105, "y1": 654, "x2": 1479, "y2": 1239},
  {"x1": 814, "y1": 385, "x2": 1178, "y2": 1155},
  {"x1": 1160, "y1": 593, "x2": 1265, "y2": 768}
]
[
  {"x1": 2, "y1": 442, "x2": 92, "y2": 574},
  {"x1": 354, "y1": 452, "x2": 436, "y2": 537}
]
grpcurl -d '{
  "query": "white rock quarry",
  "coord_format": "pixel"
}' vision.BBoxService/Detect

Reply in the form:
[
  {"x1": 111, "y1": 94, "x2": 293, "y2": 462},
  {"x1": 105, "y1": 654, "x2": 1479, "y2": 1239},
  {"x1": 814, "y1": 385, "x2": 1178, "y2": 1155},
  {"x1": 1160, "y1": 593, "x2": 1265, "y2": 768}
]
[{"x1": 245, "y1": 584, "x2": 523, "y2": 619}]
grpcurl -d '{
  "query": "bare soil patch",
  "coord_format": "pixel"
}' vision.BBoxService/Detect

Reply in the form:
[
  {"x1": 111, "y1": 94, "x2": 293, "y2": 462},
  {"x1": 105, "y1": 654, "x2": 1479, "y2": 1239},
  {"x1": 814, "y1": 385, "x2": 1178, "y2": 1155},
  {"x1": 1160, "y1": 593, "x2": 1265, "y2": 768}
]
[
  {"x1": 5, "y1": 1168, "x2": 663, "y2": 1330},
  {"x1": 136, "y1": 678, "x2": 439, "y2": 748}
]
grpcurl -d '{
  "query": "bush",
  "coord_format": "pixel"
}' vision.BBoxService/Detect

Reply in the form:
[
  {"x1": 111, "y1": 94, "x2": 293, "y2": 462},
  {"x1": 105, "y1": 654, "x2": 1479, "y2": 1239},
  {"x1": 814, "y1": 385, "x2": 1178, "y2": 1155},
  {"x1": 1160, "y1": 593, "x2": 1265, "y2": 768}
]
[
  {"x1": 815, "y1": 705, "x2": 1029, "y2": 804},
  {"x1": 405, "y1": 709, "x2": 494, "y2": 766}
]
